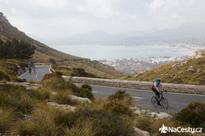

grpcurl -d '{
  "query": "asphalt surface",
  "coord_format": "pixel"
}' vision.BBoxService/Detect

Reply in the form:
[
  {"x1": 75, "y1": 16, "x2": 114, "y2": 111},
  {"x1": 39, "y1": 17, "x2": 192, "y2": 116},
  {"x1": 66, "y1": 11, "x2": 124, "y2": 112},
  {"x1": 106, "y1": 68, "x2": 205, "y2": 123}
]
[
  {"x1": 19, "y1": 64, "x2": 51, "y2": 81},
  {"x1": 90, "y1": 84, "x2": 205, "y2": 113},
  {"x1": 19, "y1": 65, "x2": 205, "y2": 113}
]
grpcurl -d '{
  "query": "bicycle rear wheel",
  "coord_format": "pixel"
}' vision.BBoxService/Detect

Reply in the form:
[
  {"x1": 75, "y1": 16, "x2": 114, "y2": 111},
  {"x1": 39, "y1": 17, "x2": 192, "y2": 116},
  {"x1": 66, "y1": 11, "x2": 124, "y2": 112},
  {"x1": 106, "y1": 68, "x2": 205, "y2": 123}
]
[
  {"x1": 151, "y1": 96, "x2": 158, "y2": 108},
  {"x1": 160, "y1": 97, "x2": 168, "y2": 109}
]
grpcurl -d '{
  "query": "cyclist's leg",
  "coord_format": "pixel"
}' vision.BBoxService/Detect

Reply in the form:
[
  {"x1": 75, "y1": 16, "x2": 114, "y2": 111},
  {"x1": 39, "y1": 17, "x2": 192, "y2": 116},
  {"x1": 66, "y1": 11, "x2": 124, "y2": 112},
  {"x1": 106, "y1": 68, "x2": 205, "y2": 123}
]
[
  {"x1": 154, "y1": 90, "x2": 162, "y2": 106},
  {"x1": 152, "y1": 87, "x2": 160, "y2": 99},
  {"x1": 29, "y1": 68, "x2": 32, "y2": 74}
]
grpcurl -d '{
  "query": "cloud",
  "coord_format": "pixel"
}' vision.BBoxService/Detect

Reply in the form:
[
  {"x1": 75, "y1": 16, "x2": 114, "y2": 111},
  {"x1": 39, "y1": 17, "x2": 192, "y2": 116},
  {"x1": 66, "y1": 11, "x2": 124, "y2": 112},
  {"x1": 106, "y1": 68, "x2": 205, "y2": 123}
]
[{"x1": 0, "y1": 0, "x2": 205, "y2": 44}]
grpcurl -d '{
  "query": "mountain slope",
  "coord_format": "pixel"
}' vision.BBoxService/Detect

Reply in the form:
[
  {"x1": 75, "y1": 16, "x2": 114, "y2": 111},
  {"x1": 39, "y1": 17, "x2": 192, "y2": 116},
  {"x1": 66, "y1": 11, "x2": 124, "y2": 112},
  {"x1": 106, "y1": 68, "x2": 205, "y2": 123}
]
[
  {"x1": 0, "y1": 12, "x2": 122, "y2": 78},
  {"x1": 127, "y1": 50, "x2": 205, "y2": 85}
]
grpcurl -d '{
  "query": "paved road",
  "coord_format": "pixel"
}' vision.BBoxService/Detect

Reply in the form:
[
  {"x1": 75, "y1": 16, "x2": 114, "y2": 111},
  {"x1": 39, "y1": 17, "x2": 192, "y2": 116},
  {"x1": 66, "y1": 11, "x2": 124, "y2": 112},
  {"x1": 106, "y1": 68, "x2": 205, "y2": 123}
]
[
  {"x1": 90, "y1": 84, "x2": 205, "y2": 113},
  {"x1": 19, "y1": 65, "x2": 205, "y2": 113},
  {"x1": 19, "y1": 64, "x2": 51, "y2": 81}
]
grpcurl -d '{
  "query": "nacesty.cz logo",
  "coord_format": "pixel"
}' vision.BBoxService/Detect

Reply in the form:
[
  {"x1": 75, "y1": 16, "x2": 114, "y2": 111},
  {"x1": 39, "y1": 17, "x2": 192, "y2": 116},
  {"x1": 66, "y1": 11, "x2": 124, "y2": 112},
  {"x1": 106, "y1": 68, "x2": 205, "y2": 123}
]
[{"x1": 159, "y1": 124, "x2": 203, "y2": 134}]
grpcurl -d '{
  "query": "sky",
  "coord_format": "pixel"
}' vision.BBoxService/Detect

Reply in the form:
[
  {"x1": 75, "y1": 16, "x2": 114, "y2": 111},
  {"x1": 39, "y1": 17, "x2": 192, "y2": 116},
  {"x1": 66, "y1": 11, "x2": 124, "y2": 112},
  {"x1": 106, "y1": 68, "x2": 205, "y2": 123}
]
[{"x1": 0, "y1": 0, "x2": 205, "y2": 44}]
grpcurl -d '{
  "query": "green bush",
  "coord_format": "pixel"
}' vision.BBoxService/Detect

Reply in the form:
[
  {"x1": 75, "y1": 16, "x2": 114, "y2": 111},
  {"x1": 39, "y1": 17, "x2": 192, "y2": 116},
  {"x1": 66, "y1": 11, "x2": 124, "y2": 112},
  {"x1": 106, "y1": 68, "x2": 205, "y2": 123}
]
[
  {"x1": 103, "y1": 102, "x2": 133, "y2": 116},
  {"x1": 53, "y1": 91, "x2": 76, "y2": 105},
  {"x1": 64, "y1": 120, "x2": 95, "y2": 136},
  {"x1": 108, "y1": 90, "x2": 132, "y2": 105},
  {"x1": 135, "y1": 116, "x2": 153, "y2": 133},
  {"x1": 175, "y1": 102, "x2": 205, "y2": 129},
  {"x1": 16, "y1": 94, "x2": 34, "y2": 114},
  {"x1": 0, "y1": 84, "x2": 34, "y2": 114},
  {"x1": 42, "y1": 73, "x2": 68, "y2": 91},
  {"x1": 72, "y1": 84, "x2": 94, "y2": 100},
  {"x1": 103, "y1": 91, "x2": 133, "y2": 116},
  {"x1": 13, "y1": 107, "x2": 60, "y2": 136},
  {"x1": 55, "y1": 108, "x2": 134, "y2": 136},
  {"x1": 42, "y1": 74, "x2": 95, "y2": 100},
  {"x1": 55, "y1": 111, "x2": 80, "y2": 128},
  {"x1": 29, "y1": 88, "x2": 50, "y2": 100},
  {"x1": 81, "y1": 84, "x2": 92, "y2": 91},
  {"x1": 71, "y1": 68, "x2": 98, "y2": 78},
  {"x1": 0, "y1": 39, "x2": 35, "y2": 59},
  {"x1": 0, "y1": 109, "x2": 14, "y2": 133},
  {"x1": 0, "y1": 71, "x2": 10, "y2": 81}
]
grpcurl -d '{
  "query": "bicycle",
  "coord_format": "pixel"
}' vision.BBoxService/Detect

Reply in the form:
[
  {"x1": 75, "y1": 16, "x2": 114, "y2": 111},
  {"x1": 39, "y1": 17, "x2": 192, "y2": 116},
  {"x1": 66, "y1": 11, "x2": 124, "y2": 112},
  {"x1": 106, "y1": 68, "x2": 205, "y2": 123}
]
[{"x1": 151, "y1": 90, "x2": 168, "y2": 109}]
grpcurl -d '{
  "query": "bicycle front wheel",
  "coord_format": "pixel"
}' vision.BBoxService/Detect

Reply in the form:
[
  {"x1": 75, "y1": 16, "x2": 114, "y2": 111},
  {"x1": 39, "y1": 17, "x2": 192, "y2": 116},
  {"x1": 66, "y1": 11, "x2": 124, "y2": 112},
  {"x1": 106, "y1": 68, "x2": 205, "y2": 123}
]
[{"x1": 160, "y1": 98, "x2": 168, "y2": 109}]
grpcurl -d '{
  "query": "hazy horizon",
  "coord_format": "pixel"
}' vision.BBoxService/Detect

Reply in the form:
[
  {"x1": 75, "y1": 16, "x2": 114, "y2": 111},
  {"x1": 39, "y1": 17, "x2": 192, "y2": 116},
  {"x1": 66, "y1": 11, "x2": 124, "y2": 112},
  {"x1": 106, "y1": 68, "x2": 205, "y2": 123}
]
[{"x1": 1, "y1": 0, "x2": 205, "y2": 45}]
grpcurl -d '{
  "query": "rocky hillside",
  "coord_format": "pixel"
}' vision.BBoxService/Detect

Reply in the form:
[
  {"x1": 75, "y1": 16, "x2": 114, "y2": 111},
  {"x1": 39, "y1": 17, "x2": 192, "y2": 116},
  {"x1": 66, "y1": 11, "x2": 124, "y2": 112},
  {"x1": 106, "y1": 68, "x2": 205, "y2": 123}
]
[
  {"x1": 0, "y1": 12, "x2": 122, "y2": 78},
  {"x1": 127, "y1": 50, "x2": 205, "y2": 85}
]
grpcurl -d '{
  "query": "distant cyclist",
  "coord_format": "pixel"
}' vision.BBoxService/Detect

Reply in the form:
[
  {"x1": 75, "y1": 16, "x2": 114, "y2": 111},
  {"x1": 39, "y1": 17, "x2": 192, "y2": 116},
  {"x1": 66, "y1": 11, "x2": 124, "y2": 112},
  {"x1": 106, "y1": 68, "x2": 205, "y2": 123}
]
[
  {"x1": 28, "y1": 60, "x2": 36, "y2": 75},
  {"x1": 152, "y1": 79, "x2": 163, "y2": 106},
  {"x1": 28, "y1": 61, "x2": 32, "y2": 74}
]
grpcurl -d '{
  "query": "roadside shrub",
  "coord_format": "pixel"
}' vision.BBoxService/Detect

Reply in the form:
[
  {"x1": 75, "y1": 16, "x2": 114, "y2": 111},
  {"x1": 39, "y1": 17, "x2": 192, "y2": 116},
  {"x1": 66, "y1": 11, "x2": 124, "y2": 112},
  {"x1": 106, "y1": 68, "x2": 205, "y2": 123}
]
[
  {"x1": 48, "y1": 58, "x2": 57, "y2": 65},
  {"x1": 80, "y1": 109, "x2": 134, "y2": 136},
  {"x1": 81, "y1": 84, "x2": 92, "y2": 91},
  {"x1": 0, "y1": 85, "x2": 25, "y2": 108},
  {"x1": 72, "y1": 84, "x2": 94, "y2": 100},
  {"x1": 55, "y1": 111, "x2": 80, "y2": 128},
  {"x1": 42, "y1": 73, "x2": 67, "y2": 91},
  {"x1": 16, "y1": 94, "x2": 34, "y2": 114},
  {"x1": 29, "y1": 88, "x2": 50, "y2": 100},
  {"x1": 0, "y1": 109, "x2": 13, "y2": 133},
  {"x1": 42, "y1": 74, "x2": 94, "y2": 100},
  {"x1": 13, "y1": 106, "x2": 60, "y2": 136},
  {"x1": 14, "y1": 120, "x2": 36, "y2": 136},
  {"x1": 104, "y1": 91, "x2": 133, "y2": 116},
  {"x1": 71, "y1": 68, "x2": 97, "y2": 78},
  {"x1": 0, "y1": 71, "x2": 10, "y2": 81},
  {"x1": 108, "y1": 90, "x2": 132, "y2": 105},
  {"x1": 64, "y1": 120, "x2": 95, "y2": 136},
  {"x1": 104, "y1": 102, "x2": 133, "y2": 116},
  {"x1": 135, "y1": 116, "x2": 153, "y2": 133},
  {"x1": 53, "y1": 91, "x2": 76, "y2": 105},
  {"x1": 0, "y1": 84, "x2": 34, "y2": 114},
  {"x1": 175, "y1": 102, "x2": 205, "y2": 129},
  {"x1": 55, "y1": 108, "x2": 134, "y2": 136}
]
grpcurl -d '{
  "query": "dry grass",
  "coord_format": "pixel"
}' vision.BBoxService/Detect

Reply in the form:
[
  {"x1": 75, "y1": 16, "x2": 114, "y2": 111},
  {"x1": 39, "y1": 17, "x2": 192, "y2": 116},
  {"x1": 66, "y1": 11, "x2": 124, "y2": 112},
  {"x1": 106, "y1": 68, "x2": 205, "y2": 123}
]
[
  {"x1": 12, "y1": 105, "x2": 61, "y2": 136},
  {"x1": 53, "y1": 90, "x2": 77, "y2": 105},
  {"x1": 127, "y1": 56, "x2": 205, "y2": 85},
  {"x1": 0, "y1": 59, "x2": 27, "y2": 81},
  {"x1": 135, "y1": 115, "x2": 192, "y2": 136},
  {"x1": 64, "y1": 120, "x2": 95, "y2": 136},
  {"x1": 0, "y1": 108, "x2": 14, "y2": 133},
  {"x1": 0, "y1": 74, "x2": 200, "y2": 136}
]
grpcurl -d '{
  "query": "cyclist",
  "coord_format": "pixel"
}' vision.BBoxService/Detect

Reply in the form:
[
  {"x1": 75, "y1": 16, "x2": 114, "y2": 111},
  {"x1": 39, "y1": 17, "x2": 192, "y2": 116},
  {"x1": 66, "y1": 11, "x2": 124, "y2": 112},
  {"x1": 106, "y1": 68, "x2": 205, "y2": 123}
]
[
  {"x1": 152, "y1": 79, "x2": 163, "y2": 106},
  {"x1": 28, "y1": 61, "x2": 32, "y2": 74}
]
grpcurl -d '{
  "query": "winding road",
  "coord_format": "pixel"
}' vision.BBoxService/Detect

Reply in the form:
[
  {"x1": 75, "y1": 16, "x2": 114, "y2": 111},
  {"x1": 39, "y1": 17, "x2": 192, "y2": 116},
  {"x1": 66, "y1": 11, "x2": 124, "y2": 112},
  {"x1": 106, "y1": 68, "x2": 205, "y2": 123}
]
[
  {"x1": 20, "y1": 64, "x2": 205, "y2": 113},
  {"x1": 19, "y1": 64, "x2": 51, "y2": 81},
  {"x1": 90, "y1": 85, "x2": 205, "y2": 113}
]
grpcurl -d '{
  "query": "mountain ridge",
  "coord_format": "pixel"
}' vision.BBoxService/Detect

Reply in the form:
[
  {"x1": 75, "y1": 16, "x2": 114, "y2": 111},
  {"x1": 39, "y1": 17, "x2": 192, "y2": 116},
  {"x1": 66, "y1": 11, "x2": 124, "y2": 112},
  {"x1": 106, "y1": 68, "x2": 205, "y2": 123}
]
[
  {"x1": 47, "y1": 24, "x2": 205, "y2": 45},
  {"x1": 0, "y1": 12, "x2": 122, "y2": 78}
]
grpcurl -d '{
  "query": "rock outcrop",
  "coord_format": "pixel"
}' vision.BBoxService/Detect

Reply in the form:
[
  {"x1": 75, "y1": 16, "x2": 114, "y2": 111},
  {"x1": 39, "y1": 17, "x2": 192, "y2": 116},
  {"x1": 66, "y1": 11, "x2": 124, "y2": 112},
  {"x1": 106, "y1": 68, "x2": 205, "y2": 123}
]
[
  {"x1": 47, "y1": 102, "x2": 76, "y2": 112},
  {"x1": 0, "y1": 12, "x2": 9, "y2": 23}
]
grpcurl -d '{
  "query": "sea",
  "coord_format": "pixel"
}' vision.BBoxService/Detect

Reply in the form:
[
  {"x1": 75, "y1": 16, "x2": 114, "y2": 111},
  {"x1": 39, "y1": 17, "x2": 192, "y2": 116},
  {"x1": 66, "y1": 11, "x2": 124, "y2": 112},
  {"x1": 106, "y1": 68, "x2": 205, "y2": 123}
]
[{"x1": 50, "y1": 44, "x2": 196, "y2": 60}]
